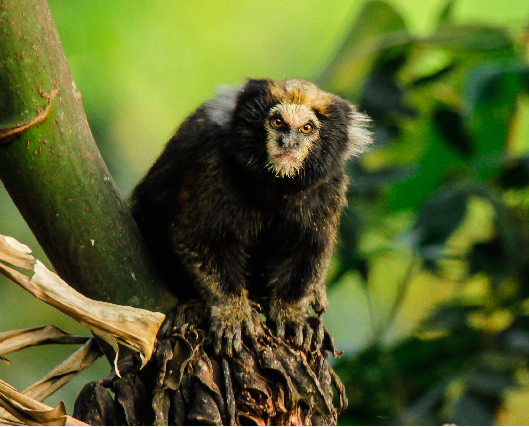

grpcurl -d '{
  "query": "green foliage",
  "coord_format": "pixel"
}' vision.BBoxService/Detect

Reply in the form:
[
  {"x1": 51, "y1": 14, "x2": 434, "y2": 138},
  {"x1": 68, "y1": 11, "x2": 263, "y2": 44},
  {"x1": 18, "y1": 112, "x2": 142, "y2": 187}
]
[{"x1": 319, "y1": 1, "x2": 529, "y2": 424}]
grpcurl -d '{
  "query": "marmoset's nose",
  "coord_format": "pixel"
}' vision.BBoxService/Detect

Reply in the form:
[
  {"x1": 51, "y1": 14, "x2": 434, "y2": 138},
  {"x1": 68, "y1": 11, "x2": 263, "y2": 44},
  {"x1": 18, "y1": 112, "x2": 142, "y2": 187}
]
[{"x1": 280, "y1": 132, "x2": 300, "y2": 149}]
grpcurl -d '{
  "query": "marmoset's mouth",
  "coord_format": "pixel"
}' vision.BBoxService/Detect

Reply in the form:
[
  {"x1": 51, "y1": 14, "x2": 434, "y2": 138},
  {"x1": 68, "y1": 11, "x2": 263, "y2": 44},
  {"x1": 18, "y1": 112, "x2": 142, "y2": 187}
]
[
  {"x1": 267, "y1": 151, "x2": 303, "y2": 178},
  {"x1": 272, "y1": 152, "x2": 299, "y2": 164}
]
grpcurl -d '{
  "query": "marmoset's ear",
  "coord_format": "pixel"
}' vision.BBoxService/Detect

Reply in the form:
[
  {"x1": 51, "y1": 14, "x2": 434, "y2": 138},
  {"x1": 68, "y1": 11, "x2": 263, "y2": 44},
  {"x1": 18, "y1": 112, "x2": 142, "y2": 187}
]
[
  {"x1": 346, "y1": 104, "x2": 373, "y2": 158},
  {"x1": 204, "y1": 84, "x2": 245, "y2": 130}
]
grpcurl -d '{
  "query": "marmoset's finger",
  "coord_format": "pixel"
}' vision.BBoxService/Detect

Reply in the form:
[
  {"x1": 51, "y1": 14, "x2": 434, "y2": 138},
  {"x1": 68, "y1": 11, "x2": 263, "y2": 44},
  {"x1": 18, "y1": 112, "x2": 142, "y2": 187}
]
[{"x1": 303, "y1": 325, "x2": 313, "y2": 351}]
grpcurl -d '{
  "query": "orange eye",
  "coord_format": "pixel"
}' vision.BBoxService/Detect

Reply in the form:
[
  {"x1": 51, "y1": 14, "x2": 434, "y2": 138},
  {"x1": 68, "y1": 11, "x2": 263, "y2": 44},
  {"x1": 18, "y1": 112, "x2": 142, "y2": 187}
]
[
  {"x1": 271, "y1": 117, "x2": 284, "y2": 128},
  {"x1": 300, "y1": 123, "x2": 313, "y2": 134}
]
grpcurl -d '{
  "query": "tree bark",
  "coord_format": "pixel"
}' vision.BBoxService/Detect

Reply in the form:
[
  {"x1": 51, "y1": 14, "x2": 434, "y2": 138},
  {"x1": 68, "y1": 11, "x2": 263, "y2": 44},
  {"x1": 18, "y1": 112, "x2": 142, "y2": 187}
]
[{"x1": 0, "y1": 0, "x2": 178, "y2": 312}]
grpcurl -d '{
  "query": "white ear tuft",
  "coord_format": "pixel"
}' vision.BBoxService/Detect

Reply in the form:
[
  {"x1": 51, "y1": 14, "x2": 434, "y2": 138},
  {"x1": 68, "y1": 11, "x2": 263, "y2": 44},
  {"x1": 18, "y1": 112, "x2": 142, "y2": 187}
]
[
  {"x1": 347, "y1": 105, "x2": 373, "y2": 157},
  {"x1": 204, "y1": 84, "x2": 245, "y2": 130}
]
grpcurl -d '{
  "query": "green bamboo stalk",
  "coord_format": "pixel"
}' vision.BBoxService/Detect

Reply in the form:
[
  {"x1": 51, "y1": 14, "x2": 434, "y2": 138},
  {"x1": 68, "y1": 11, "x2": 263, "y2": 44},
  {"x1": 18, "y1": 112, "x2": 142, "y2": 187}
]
[{"x1": 0, "y1": 0, "x2": 178, "y2": 312}]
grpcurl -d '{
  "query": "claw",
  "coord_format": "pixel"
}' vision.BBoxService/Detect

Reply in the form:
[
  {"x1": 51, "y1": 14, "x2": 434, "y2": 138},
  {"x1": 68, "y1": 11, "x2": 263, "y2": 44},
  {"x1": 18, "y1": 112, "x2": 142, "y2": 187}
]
[
  {"x1": 224, "y1": 331, "x2": 234, "y2": 358},
  {"x1": 315, "y1": 319, "x2": 324, "y2": 351},
  {"x1": 209, "y1": 300, "x2": 255, "y2": 357},
  {"x1": 294, "y1": 324, "x2": 303, "y2": 347},
  {"x1": 214, "y1": 327, "x2": 223, "y2": 355},
  {"x1": 233, "y1": 326, "x2": 242, "y2": 354},
  {"x1": 243, "y1": 320, "x2": 255, "y2": 338},
  {"x1": 269, "y1": 306, "x2": 328, "y2": 352},
  {"x1": 276, "y1": 321, "x2": 286, "y2": 339},
  {"x1": 302, "y1": 325, "x2": 313, "y2": 351}
]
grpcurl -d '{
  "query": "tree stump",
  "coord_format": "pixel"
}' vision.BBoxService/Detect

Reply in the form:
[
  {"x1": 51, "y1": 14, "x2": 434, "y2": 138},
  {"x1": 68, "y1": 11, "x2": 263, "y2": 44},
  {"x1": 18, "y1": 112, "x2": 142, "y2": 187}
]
[{"x1": 73, "y1": 302, "x2": 347, "y2": 426}]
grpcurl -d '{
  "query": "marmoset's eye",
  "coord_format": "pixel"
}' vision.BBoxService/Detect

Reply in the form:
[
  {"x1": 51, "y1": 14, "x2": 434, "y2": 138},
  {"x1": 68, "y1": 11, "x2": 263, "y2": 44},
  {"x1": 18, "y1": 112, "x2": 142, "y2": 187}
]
[
  {"x1": 271, "y1": 117, "x2": 284, "y2": 128},
  {"x1": 300, "y1": 123, "x2": 313, "y2": 134}
]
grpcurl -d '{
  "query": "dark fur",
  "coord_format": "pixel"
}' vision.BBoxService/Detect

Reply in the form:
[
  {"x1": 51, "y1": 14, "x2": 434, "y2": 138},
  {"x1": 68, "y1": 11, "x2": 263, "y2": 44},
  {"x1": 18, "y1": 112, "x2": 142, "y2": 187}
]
[{"x1": 131, "y1": 78, "x2": 371, "y2": 355}]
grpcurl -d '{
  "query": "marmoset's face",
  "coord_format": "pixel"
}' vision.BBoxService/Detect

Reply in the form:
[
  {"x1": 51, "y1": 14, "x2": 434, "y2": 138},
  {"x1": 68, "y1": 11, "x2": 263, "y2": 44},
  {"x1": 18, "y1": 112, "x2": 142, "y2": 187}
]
[
  {"x1": 265, "y1": 103, "x2": 321, "y2": 178},
  {"x1": 227, "y1": 78, "x2": 372, "y2": 184}
]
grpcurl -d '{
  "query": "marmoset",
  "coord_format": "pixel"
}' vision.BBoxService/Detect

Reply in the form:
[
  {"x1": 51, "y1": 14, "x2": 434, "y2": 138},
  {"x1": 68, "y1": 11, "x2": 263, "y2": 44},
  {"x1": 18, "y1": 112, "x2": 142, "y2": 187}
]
[{"x1": 131, "y1": 78, "x2": 371, "y2": 357}]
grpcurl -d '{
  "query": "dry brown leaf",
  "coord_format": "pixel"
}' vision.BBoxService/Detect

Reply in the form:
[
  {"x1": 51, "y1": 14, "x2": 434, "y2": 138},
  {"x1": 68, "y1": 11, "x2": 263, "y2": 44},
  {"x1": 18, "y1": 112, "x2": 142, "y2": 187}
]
[
  {"x1": 0, "y1": 401, "x2": 32, "y2": 426},
  {"x1": 23, "y1": 338, "x2": 102, "y2": 402},
  {"x1": 0, "y1": 326, "x2": 87, "y2": 357},
  {"x1": 0, "y1": 237, "x2": 34, "y2": 270},
  {"x1": 0, "y1": 234, "x2": 165, "y2": 369},
  {"x1": 0, "y1": 380, "x2": 87, "y2": 426}
]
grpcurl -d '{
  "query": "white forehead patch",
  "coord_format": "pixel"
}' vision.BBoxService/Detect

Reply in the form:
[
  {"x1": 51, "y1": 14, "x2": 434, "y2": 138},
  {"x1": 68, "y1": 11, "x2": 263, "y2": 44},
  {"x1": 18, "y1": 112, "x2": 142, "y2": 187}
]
[{"x1": 268, "y1": 103, "x2": 320, "y2": 129}]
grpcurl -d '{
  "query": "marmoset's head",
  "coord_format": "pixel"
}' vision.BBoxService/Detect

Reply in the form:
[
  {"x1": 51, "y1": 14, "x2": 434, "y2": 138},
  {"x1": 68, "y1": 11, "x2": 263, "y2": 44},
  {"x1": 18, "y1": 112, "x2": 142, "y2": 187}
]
[{"x1": 205, "y1": 78, "x2": 372, "y2": 183}]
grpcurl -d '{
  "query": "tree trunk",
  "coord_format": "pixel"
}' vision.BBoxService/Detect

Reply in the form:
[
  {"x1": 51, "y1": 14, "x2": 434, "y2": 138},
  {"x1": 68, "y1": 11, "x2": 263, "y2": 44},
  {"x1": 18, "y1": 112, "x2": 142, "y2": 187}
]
[{"x1": 0, "y1": 0, "x2": 177, "y2": 312}]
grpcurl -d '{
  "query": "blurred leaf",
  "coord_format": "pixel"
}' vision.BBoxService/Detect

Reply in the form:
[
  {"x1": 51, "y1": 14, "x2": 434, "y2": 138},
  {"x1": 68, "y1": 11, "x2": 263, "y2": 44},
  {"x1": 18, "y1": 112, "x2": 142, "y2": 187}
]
[
  {"x1": 434, "y1": 107, "x2": 473, "y2": 158},
  {"x1": 466, "y1": 370, "x2": 515, "y2": 397},
  {"x1": 464, "y1": 62, "x2": 529, "y2": 173},
  {"x1": 360, "y1": 53, "x2": 417, "y2": 121},
  {"x1": 318, "y1": 0, "x2": 410, "y2": 98},
  {"x1": 498, "y1": 157, "x2": 529, "y2": 189},
  {"x1": 497, "y1": 387, "x2": 529, "y2": 425},
  {"x1": 333, "y1": 210, "x2": 368, "y2": 284},
  {"x1": 426, "y1": 25, "x2": 514, "y2": 51},
  {"x1": 321, "y1": 2, "x2": 529, "y2": 426},
  {"x1": 501, "y1": 316, "x2": 529, "y2": 354},
  {"x1": 347, "y1": 162, "x2": 415, "y2": 193},
  {"x1": 437, "y1": 0, "x2": 455, "y2": 27},
  {"x1": 502, "y1": 329, "x2": 529, "y2": 354},
  {"x1": 451, "y1": 394, "x2": 494, "y2": 426},
  {"x1": 466, "y1": 63, "x2": 521, "y2": 112},
  {"x1": 409, "y1": 57, "x2": 455, "y2": 87},
  {"x1": 335, "y1": 329, "x2": 483, "y2": 425},
  {"x1": 407, "y1": 186, "x2": 469, "y2": 263},
  {"x1": 468, "y1": 238, "x2": 505, "y2": 276},
  {"x1": 403, "y1": 382, "x2": 447, "y2": 424},
  {"x1": 398, "y1": 46, "x2": 455, "y2": 89},
  {"x1": 423, "y1": 305, "x2": 481, "y2": 333}
]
